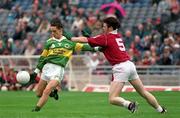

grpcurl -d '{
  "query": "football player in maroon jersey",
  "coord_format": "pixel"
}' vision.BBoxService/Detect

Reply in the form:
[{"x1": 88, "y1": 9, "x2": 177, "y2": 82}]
[{"x1": 71, "y1": 17, "x2": 167, "y2": 113}]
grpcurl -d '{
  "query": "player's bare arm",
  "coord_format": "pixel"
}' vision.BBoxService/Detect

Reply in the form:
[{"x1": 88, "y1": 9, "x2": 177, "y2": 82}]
[{"x1": 71, "y1": 36, "x2": 88, "y2": 43}]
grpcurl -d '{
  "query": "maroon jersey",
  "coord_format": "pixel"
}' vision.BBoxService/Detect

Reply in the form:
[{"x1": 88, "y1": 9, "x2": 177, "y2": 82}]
[{"x1": 88, "y1": 33, "x2": 130, "y2": 65}]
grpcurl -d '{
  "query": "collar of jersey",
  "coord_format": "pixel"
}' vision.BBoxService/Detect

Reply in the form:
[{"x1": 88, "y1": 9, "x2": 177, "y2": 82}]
[
  {"x1": 51, "y1": 36, "x2": 66, "y2": 42},
  {"x1": 110, "y1": 29, "x2": 118, "y2": 34}
]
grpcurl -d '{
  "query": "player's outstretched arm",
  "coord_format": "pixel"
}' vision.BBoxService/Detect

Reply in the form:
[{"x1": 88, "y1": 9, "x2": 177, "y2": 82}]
[
  {"x1": 31, "y1": 41, "x2": 49, "y2": 80},
  {"x1": 30, "y1": 55, "x2": 46, "y2": 81},
  {"x1": 71, "y1": 36, "x2": 88, "y2": 43},
  {"x1": 81, "y1": 44, "x2": 102, "y2": 52}
]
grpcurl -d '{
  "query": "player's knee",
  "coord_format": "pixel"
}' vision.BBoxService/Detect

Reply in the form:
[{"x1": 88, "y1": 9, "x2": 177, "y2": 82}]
[
  {"x1": 43, "y1": 88, "x2": 52, "y2": 96},
  {"x1": 35, "y1": 90, "x2": 42, "y2": 97}
]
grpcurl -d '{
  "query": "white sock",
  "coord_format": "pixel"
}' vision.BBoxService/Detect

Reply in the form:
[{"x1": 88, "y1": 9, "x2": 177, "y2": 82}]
[
  {"x1": 122, "y1": 100, "x2": 131, "y2": 108},
  {"x1": 156, "y1": 106, "x2": 163, "y2": 112}
]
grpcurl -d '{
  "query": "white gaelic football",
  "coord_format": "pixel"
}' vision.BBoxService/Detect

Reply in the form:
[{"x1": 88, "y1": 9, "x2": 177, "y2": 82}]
[{"x1": 16, "y1": 71, "x2": 30, "y2": 84}]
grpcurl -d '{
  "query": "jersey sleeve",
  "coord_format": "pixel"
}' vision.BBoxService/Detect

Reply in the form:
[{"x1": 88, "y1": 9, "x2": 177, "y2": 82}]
[
  {"x1": 63, "y1": 30, "x2": 73, "y2": 40},
  {"x1": 74, "y1": 43, "x2": 97, "y2": 52},
  {"x1": 36, "y1": 41, "x2": 49, "y2": 70},
  {"x1": 88, "y1": 34, "x2": 107, "y2": 47}
]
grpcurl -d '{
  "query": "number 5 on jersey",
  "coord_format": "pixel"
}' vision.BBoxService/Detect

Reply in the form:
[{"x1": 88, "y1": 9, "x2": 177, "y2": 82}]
[{"x1": 115, "y1": 38, "x2": 126, "y2": 51}]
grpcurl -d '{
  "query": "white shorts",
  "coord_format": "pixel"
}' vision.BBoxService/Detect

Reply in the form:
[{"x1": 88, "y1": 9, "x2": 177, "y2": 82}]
[
  {"x1": 41, "y1": 63, "x2": 65, "y2": 82},
  {"x1": 112, "y1": 60, "x2": 139, "y2": 82}
]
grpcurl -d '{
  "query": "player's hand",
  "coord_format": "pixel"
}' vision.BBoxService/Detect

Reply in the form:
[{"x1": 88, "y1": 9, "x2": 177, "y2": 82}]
[
  {"x1": 30, "y1": 72, "x2": 37, "y2": 81},
  {"x1": 94, "y1": 46, "x2": 104, "y2": 52}
]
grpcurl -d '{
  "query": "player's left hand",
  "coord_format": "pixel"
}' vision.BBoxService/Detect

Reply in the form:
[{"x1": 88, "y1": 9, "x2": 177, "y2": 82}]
[{"x1": 94, "y1": 46, "x2": 104, "y2": 52}]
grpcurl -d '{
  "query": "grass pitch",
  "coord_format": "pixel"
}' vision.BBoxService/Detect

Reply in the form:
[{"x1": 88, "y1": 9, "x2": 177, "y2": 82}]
[{"x1": 0, "y1": 91, "x2": 179, "y2": 118}]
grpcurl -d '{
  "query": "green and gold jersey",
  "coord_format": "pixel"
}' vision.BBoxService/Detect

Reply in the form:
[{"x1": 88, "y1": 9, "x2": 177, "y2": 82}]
[{"x1": 36, "y1": 36, "x2": 96, "y2": 70}]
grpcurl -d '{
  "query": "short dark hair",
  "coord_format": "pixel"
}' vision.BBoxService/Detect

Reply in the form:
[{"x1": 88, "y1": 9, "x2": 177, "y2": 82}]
[
  {"x1": 50, "y1": 18, "x2": 63, "y2": 29},
  {"x1": 103, "y1": 17, "x2": 120, "y2": 30}
]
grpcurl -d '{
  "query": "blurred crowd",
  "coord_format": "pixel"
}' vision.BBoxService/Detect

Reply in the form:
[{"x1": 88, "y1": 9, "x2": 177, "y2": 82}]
[{"x1": 0, "y1": 0, "x2": 180, "y2": 91}]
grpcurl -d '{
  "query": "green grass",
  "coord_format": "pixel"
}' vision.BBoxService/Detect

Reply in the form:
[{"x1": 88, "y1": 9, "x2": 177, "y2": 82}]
[{"x1": 0, "y1": 91, "x2": 179, "y2": 118}]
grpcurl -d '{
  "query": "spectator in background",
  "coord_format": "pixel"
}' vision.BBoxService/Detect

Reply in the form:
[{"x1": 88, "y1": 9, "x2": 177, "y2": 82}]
[
  {"x1": 133, "y1": 35, "x2": 143, "y2": 53},
  {"x1": 134, "y1": 23, "x2": 145, "y2": 39},
  {"x1": 34, "y1": 43, "x2": 43, "y2": 55},
  {"x1": 7, "y1": 4, "x2": 21, "y2": 22},
  {"x1": 37, "y1": 10, "x2": 45, "y2": 21},
  {"x1": 157, "y1": 0, "x2": 171, "y2": 15},
  {"x1": 19, "y1": 11, "x2": 31, "y2": 23},
  {"x1": 0, "y1": 39, "x2": 5, "y2": 54},
  {"x1": 24, "y1": 43, "x2": 36, "y2": 55},
  {"x1": 1, "y1": 64, "x2": 11, "y2": 89},
  {"x1": 36, "y1": 19, "x2": 50, "y2": 34},
  {"x1": 60, "y1": 2, "x2": 71, "y2": 20},
  {"x1": 7, "y1": 68, "x2": 17, "y2": 90},
  {"x1": 151, "y1": 30, "x2": 162, "y2": 47},
  {"x1": 12, "y1": 26, "x2": 24, "y2": 41},
  {"x1": 152, "y1": 0, "x2": 161, "y2": 6},
  {"x1": 124, "y1": 30, "x2": 133, "y2": 49},
  {"x1": 0, "y1": 0, "x2": 12, "y2": 10},
  {"x1": 91, "y1": 19, "x2": 103, "y2": 36},
  {"x1": 71, "y1": 13, "x2": 84, "y2": 36},
  {"x1": 69, "y1": 0, "x2": 79, "y2": 5},
  {"x1": 20, "y1": 39, "x2": 30, "y2": 54},
  {"x1": 172, "y1": 43, "x2": 180, "y2": 65},
  {"x1": 86, "y1": 53, "x2": 100, "y2": 73},
  {"x1": 141, "y1": 51, "x2": 151, "y2": 65},
  {"x1": 159, "y1": 38, "x2": 171, "y2": 53},
  {"x1": 12, "y1": 40, "x2": 23, "y2": 55},
  {"x1": 0, "y1": 68, "x2": 5, "y2": 86},
  {"x1": 144, "y1": 18, "x2": 154, "y2": 35},
  {"x1": 150, "y1": 44, "x2": 159, "y2": 62},
  {"x1": 159, "y1": 46, "x2": 173, "y2": 65},
  {"x1": 141, "y1": 35, "x2": 151, "y2": 51},
  {"x1": 3, "y1": 38, "x2": 13, "y2": 55},
  {"x1": 128, "y1": 48, "x2": 138, "y2": 64},
  {"x1": 31, "y1": 17, "x2": 41, "y2": 32},
  {"x1": 169, "y1": 0, "x2": 180, "y2": 21},
  {"x1": 117, "y1": 0, "x2": 129, "y2": 4}
]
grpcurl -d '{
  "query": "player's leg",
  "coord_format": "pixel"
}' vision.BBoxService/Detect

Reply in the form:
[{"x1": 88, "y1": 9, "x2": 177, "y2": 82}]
[
  {"x1": 35, "y1": 79, "x2": 47, "y2": 97},
  {"x1": 130, "y1": 78, "x2": 166, "y2": 113},
  {"x1": 109, "y1": 81, "x2": 127, "y2": 106},
  {"x1": 49, "y1": 84, "x2": 60, "y2": 100},
  {"x1": 110, "y1": 61, "x2": 138, "y2": 113},
  {"x1": 129, "y1": 61, "x2": 166, "y2": 113},
  {"x1": 32, "y1": 79, "x2": 59, "y2": 112},
  {"x1": 109, "y1": 81, "x2": 137, "y2": 113}
]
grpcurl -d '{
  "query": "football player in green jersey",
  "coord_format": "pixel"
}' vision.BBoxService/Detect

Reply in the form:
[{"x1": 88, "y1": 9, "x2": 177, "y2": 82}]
[{"x1": 32, "y1": 18, "x2": 100, "y2": 112}]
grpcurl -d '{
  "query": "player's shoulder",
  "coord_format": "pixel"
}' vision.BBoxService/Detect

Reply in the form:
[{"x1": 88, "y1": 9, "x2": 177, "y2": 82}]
[{"x1": 46, "y1": 37, "x2": 54, "y2": 42}]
